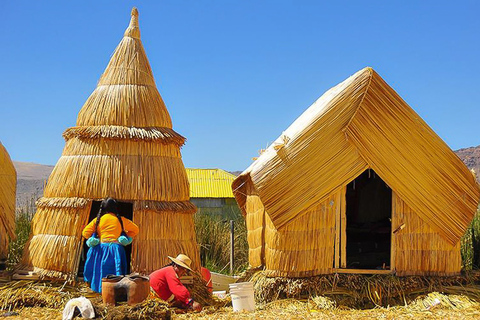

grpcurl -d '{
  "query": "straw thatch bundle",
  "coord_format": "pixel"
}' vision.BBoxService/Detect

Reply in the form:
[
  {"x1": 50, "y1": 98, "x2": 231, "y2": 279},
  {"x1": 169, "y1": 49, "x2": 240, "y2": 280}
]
[
  {"x1": 233, "y1": 68, "x2": 480, "y2": 277},
  {"x1": 0, "y1": 142, "x2": 16, "y2": 261},
  {"x1": 246, "y1": 270, "x2": 480, "y2": 307},
  {"x1": 20, "y1": 8, "x2": 200, "y2": 280}
]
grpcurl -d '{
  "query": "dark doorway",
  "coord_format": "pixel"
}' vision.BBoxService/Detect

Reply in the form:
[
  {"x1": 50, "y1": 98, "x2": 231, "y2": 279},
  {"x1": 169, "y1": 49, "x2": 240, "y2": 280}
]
[
  {"x1": 77, "y1": 200, "x2": 134, "y2": 277},
  {"x1": 345, "y1": 169, "x2": 391, "y2": 269}
]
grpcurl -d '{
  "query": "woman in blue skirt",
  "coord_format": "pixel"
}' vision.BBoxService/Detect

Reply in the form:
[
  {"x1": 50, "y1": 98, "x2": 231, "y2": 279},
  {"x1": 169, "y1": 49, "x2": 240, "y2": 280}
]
[{"x1": 82, "y1": 198, "x2": 139, "y2": 293}]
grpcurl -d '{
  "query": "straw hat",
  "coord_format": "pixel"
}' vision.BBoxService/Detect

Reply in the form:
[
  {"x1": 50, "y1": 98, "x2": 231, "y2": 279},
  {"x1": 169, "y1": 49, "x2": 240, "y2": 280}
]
[{"x1": 168, "y1": 254, "x2": 192, "y2": 271}]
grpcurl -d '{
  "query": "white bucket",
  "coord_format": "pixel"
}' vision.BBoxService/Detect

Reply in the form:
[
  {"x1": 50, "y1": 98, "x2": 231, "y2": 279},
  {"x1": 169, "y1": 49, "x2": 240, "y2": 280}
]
[
  {"x1": 229, "y1": 282, "x2": 255, "y2": 312},
  {"x1": 229, "y1": 283, "x2": 254, "y2": 290}
]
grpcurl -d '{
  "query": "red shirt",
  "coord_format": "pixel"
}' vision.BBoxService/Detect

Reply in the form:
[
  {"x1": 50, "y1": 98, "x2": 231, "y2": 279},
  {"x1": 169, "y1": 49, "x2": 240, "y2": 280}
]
[{"x1": 150, "y1": 266, "x2": 191, "y2": 305}]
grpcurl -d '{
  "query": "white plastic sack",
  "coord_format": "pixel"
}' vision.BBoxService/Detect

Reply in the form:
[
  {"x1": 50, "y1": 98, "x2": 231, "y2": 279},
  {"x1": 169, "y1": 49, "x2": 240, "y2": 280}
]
[{"x1": 62, "y1": 296, "x2": 95, "y2": 320}]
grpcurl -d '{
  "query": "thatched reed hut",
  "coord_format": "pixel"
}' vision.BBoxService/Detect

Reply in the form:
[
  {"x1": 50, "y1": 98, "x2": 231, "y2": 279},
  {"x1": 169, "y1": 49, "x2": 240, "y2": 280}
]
[
  {"x1": 20, "y1": 8, "x2": 200, "y2": 280},
  {"x1": 0, "y1": 142, "x2": 16, "y2": 262},
  {"x1": 232, "y1": 67, "x2": 480, "y2": 277}
]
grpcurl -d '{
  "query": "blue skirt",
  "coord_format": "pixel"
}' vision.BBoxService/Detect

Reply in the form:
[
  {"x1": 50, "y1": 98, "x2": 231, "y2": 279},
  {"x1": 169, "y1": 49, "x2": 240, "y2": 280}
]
[{"x1": 84, "y1": 243, "x2": 127, "y2": 293}]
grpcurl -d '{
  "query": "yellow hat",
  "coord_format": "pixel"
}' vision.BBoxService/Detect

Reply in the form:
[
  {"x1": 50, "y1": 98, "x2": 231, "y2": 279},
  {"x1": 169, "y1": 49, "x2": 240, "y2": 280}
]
[{"x1": 168, "y1": 254, "x2": 192, "y2": 271}]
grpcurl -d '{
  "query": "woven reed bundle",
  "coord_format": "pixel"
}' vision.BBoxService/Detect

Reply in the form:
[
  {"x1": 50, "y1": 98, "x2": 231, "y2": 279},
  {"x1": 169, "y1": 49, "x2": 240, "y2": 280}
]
[
  {"x1": 20, "y1": 7, "x2": 200, "y2": 279},
  {"x1": 0, "y1": 142, "x2": 16, "y2": 260},
  {"x1": 233, "y1": 67, "x2": 480, "y2": 277}
]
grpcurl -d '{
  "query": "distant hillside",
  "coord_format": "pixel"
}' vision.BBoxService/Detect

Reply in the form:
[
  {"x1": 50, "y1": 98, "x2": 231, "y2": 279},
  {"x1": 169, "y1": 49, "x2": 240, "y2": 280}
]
[
  {"x1": 12, "y1": 145, "x2": 480, "y2": 210},
  {"x1": 455, "y1": 145, "x2": 480, "y2": 182},
  {"x1": 14, "y1": 161, "x2": 54, "y2": 210}
]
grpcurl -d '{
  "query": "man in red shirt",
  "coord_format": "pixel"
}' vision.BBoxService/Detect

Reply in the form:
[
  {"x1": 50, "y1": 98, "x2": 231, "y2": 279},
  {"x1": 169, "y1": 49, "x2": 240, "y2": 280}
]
[{"x1": 150, "y1": 254, "x2": 202, "y2": 311}]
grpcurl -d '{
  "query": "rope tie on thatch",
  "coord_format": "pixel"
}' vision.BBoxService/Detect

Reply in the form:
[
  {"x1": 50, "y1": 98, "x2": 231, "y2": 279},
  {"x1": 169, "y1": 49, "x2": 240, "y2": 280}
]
[
  {"x1": 36, "y1": 197, "x2": 88, "y2": 209},
  {"x1": 134, "y1": 200, "x2": 197, "y2": 214},
  {"x1": 36, "y1": 197, "x2": 196, "y2": 214},
  {"x1": 63, "y1": 126, "x2": 186, "y2": 146}
]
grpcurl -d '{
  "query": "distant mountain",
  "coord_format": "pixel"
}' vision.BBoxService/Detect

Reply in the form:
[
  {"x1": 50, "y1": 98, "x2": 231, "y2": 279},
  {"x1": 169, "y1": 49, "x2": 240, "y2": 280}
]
[
  {"x1": 455, "y1": 145, "x2": 480, "y2": 182},
  {"x1": 12, "y1": 145, "x2": 480, "y2": 210},
  {"x1": 14, "y1": 161, "x2": 54, "y2": 180},
  {"x1": 13, "y1": 162, "x2": 54, "y2": 210}
]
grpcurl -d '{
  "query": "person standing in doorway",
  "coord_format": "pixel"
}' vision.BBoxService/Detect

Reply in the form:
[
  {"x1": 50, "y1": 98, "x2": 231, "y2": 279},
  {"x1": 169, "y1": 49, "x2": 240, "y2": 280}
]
[{"x1": 82, "y1": 198, "x2": 139, "y2": 293}]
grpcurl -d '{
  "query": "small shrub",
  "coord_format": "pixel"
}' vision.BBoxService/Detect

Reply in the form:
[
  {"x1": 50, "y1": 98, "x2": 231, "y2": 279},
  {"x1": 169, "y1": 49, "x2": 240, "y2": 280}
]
[
  {"x1": 7, "y1": 209, "x2": 33, "y2": 270},
  {"x1": 462, "y1": 205, "x2": 480, "y2": 270},
  {"x1": 194, "y1": 207, "x2": 248, "y2": 275}
]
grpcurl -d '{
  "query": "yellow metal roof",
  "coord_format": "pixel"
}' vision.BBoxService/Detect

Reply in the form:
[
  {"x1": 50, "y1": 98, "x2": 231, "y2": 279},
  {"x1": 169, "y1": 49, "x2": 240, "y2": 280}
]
[{"x1": 186, "y1": 168, "x2": 237, "y2": 198}]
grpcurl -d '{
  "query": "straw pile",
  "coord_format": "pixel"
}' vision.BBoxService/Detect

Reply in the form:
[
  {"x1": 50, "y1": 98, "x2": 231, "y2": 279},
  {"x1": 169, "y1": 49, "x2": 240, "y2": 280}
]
[
  {"x1": 233, "y1": 67, "x2": 480, "y2": 277},
  {"x1": 185, "y1": 272, "x2": 219, "y2": 307},
  {"x1": 0, "y1": 279, "x2": 173, "y2": 319},
  {"x1": 0, "y1": 279, "x2": 94, "y2": 310},
  {"x1": 0, "y1": 142, "x2": 16, "y2": 261},
  {"x1": 20, "y1": 7, "x2": 200, "y2": 280},
  {"x1": 175, "y1": 292, "x2": 480, "y2": 320},
  {"x1": 246, "y1": 270, "x2": 480, "y2": 307}
]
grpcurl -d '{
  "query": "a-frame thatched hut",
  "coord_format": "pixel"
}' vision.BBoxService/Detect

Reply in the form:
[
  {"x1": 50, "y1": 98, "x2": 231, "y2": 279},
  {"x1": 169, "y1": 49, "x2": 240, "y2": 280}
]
[
  {"x1": 232, "y1": 67, "x2": 480, "y2": 277},
  {"x1": 0, "y1": 142, "x2": 16, "y2": 262},
  {"x1": 20, "y1": 8, "x2": 200, "y2": 280}
]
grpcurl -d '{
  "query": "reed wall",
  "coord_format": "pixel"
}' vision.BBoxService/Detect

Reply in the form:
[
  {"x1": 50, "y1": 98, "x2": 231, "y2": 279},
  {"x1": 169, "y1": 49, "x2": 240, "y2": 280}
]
[
  {"x1": 21, "y1": 205, "x2": 89, "y2": 279},
  {"x1": 0, "y1": 143, "x2": 16, "y2": 260},
  {"x1": 244, "y1": 179, "x2": 265, "y2": 268},
  {"x1": 393, "y1": 192, "x2": 462, "y2": 276},
  {"x1": 44, "y1": 154, "x2": 190, "y2": 202},
  {"x1": 131, "y1": 209, "x2": 200, "y2": 274},
  {"x1": 262, "y1": 192, "x2": 338, "y2": 277}
]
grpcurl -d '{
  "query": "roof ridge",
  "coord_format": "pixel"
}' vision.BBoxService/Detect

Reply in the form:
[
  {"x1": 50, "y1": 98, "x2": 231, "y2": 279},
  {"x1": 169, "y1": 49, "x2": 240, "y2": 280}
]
[{"x1": 343, "y1": 67, "x2": 374, "y2": 133}]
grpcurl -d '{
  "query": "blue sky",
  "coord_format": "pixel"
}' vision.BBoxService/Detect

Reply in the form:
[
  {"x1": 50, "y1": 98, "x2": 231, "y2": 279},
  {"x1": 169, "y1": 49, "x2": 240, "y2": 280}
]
[{"x1": 1, "y1": 1, "x2": 479, "y2": 171}]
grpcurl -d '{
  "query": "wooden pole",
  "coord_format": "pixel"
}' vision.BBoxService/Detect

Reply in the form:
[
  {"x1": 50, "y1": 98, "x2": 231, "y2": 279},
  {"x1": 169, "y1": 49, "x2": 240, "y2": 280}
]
[{"x1": 230, "y1": 220, "x2": 234, "y2": 274}]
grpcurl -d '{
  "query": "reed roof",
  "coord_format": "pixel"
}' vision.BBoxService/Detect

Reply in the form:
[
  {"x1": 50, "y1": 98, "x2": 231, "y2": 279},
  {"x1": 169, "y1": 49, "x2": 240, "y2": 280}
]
[
  {"x1": 0, "y1": 142, "x2": 16, "y2": 258},
  {"x1": 233, "y1": 67, "x2": 480, "y2": 245},
  {"x1": 186, "y1": 168, "x2": 236, "y2": 198},
  {"x1": 40, "y1": 7, "x2": 192, "y2": 208}
]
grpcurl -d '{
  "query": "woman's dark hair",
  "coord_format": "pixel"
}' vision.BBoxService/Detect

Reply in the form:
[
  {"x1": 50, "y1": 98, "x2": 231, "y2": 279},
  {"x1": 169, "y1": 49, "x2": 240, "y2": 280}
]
[{"x1": 94, "y1": 197, "x2": 125, "y2": 237}]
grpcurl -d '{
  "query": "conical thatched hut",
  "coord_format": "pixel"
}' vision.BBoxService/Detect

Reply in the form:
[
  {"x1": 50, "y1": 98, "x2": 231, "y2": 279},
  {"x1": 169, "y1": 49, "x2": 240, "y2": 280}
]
[
  {"x1": 0, "y1": 142, "x2": 16, "y2": 262},
  {"x1": 20, "y1": 8, "x2": 200, "y2": 280},
  {"x1": 233, "y1": 67, "x2": 480, "y2": 277}
]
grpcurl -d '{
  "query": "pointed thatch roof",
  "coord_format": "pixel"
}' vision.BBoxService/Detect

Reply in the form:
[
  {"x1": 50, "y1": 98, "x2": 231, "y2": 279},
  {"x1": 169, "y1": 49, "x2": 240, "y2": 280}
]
[
  {"x1": 21, "y1": 8, "x2": 199, "y2": 279},
  {"x1": 233, "y1": 67, "x2": 480, "y2": 245},
  {"x1": 0, "y1": 142, "x2": 16, "y2": 260},
  {"x1": 42, "y1": 8, "x2": 193, "y2": 208}
]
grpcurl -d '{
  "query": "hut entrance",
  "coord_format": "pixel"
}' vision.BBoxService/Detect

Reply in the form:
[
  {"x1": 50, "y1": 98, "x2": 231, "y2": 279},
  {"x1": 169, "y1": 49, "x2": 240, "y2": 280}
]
[
  {"x1": 343, "y1": 169, "x2": 392, "y2": 270},
  {"x1": 77, "y1": 200, "x2": 134, "y2": 277}
]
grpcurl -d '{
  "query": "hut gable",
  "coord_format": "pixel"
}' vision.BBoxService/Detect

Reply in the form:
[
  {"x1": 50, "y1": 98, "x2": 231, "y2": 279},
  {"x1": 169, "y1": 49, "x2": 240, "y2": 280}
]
[
  {"x1": 0, "y1": 142, "x2": 16, "y2": 260},
  {"x1": 233, "y1": 67, "x2": 480, "y2": 245}
]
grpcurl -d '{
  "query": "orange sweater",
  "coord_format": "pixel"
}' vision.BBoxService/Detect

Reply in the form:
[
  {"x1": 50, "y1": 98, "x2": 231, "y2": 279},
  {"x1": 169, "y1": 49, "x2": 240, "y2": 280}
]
[{"x1": 82, "y1": 213, "x2": 139, "y2": 242}]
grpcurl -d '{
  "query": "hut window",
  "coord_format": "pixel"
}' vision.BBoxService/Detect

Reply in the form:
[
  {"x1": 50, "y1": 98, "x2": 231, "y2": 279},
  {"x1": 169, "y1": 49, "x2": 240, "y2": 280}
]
[{"x1": 345, "y1": 169, "x2": 392, "y2": 270}]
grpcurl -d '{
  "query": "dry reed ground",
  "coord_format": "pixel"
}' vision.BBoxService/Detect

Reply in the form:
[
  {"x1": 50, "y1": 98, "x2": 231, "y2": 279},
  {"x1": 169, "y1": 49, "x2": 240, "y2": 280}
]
[
  {"x1": 5, "y1": 294, "x2": 480, "y2": 320},
  {"x1": 1, "y1": 283, "x2": 480, "y2": 319},
  {"x1": 3, "y1": 272, "x2": 480, "y2": 319}
]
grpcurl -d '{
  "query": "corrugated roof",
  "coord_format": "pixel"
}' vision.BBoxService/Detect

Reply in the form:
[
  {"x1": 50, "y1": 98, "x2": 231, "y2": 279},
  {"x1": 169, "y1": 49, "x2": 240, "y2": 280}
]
[{"x1": 186, "y1": 168, "x2": 237, "y2": 198}]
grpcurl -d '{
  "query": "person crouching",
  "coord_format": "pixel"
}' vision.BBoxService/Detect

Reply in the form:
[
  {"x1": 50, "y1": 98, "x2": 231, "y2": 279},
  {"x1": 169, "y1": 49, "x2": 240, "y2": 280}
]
[{"x1": 149, "y1": 254, "x2": 202, "y2": 311}]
